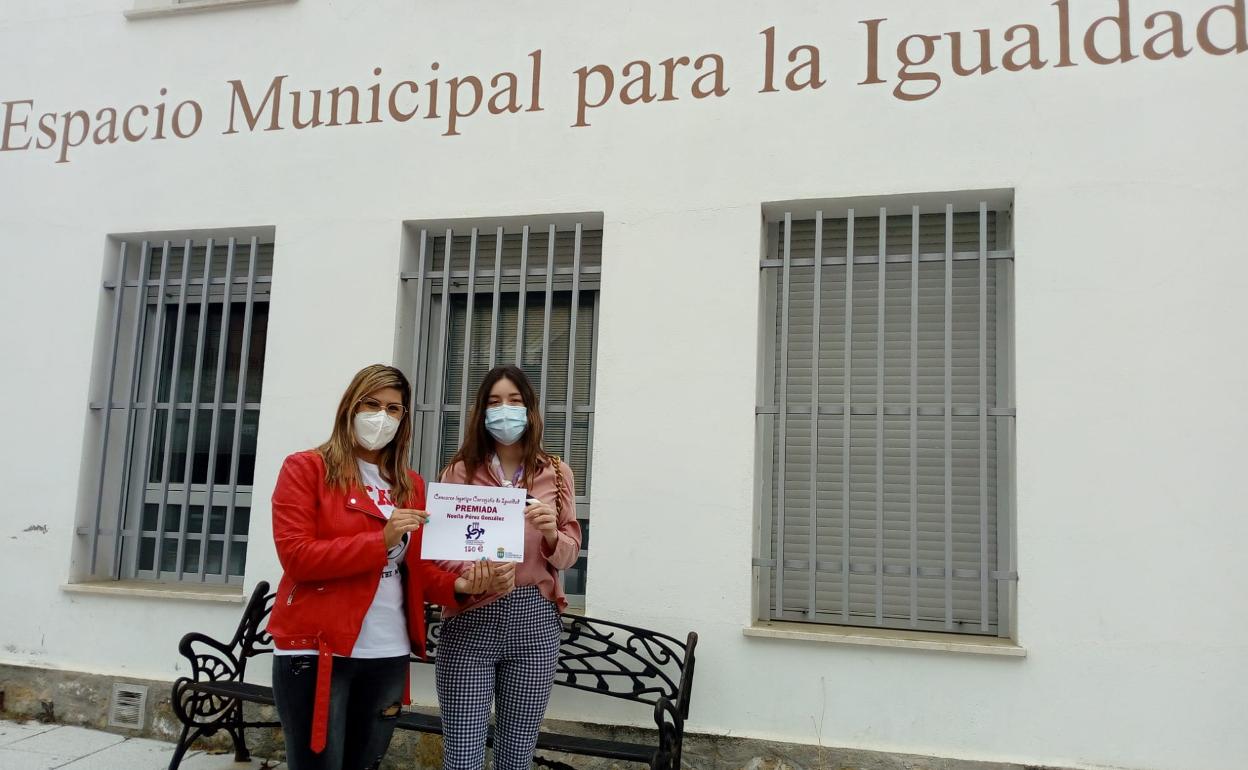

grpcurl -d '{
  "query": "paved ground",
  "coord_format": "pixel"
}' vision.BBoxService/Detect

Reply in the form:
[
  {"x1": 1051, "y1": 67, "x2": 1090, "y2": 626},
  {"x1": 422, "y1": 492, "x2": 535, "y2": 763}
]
[{"x1": 0, "y1": 720, "x2": 284, "y2": 770}]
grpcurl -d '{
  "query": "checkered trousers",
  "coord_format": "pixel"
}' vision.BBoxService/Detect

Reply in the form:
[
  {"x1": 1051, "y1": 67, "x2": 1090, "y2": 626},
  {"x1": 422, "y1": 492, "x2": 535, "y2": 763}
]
[{"x1": 435, "y1": 586, "x2": 562, "y2": 770}]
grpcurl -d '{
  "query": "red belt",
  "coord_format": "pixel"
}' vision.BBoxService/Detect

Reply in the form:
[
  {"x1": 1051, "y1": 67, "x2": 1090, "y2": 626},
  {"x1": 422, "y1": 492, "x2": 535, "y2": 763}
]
[{"x1": 311, "y1": 638, "x2": 333, "y2": 754}]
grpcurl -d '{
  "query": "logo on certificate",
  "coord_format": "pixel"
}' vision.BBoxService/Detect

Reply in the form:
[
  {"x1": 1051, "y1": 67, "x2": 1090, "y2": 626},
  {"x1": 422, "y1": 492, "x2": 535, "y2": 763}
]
[{"x1": 466, "y1": 523, "x2": 485, "y2": 540}]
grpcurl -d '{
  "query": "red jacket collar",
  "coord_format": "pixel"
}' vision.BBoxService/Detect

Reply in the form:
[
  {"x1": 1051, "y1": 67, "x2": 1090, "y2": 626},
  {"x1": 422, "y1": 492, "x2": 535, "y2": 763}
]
[{"x1": 344, "y1": 485, "x2": 385, "y2": 520}]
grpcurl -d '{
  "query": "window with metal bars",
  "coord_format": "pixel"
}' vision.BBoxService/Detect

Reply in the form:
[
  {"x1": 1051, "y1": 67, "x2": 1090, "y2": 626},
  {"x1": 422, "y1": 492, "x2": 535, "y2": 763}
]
[
  {"x1": 79, "y1": 232, "x2": 272, "y2": 585},
  {"x1": 399, "y1": 218, "x2": 600, "y2": 607},
  {"x1": 754, "y1": 195, "x2": 1017, "y2": 636}
]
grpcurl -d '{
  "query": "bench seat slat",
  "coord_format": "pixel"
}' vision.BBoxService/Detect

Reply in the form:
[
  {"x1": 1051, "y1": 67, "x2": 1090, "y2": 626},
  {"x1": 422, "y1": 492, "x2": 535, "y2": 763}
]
[
  {"x1": 188, "y1": 681, "x2": 276, "y2": 706},
  {"x1": 534, "y1": 732, "x2": 654, "y2": 762},
  {"x1": 397, "y1": 711, "x2": 653, "y2": 762},
  {"x1": 396, "y1": 711, "x2": 442, "y2": 731}
]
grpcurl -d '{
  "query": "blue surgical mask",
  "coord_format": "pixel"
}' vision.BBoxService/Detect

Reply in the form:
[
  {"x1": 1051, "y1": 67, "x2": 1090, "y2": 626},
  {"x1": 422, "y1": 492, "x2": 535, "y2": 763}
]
[{"x1": 485, "y1": 405, "x2": 528, "y2": 446}]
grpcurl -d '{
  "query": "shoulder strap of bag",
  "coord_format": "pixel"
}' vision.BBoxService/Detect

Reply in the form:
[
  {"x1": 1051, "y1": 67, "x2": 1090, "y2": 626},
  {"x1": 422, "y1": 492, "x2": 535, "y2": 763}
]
[{"x1": 549, "y1": 454, "x2": 565, "y2": 518}]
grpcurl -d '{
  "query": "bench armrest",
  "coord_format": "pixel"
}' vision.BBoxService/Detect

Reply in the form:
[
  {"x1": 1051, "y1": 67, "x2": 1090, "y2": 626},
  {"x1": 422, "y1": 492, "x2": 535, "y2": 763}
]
[
  {"x1": 171, "y1": 631, "x2": 252, "y2": 726},
  {"x1": 177, "y1": 631, "x2": 244, "y2": 682},
  {"x1": 651, "y1": 695, "x2": 685, "y2": 770}
]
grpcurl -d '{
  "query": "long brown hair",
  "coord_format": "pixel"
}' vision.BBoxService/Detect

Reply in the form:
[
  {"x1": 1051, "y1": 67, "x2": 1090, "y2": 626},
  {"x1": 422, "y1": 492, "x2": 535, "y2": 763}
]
[
  {"x1": 445, "y1": 365, "x2": 552, "y2": 488},
  {"x1": 317, "y1": 364, "x2": 416, "y2": 505}
]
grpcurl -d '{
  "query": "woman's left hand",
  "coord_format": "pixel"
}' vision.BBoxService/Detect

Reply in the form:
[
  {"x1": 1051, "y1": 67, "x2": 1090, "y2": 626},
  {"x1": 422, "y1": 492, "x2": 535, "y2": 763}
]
[
  {"x1": 525, "y1": 500, "x2": 559, "y2": 545},
  {"x1": 453, "y1": 560, "x2": 494, "y2": 595}
]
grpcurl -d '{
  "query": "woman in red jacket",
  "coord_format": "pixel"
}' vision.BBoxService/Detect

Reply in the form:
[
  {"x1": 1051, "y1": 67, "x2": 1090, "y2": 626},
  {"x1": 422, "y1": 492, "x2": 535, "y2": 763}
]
[{"x1": 267, "y1": 364, "x2": 499, "y2": 770}]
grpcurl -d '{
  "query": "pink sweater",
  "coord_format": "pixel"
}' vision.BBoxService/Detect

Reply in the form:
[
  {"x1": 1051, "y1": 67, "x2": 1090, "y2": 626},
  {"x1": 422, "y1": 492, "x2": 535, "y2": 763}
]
[{"x1": 435, "y1": 456, "x2": 581, "y2": 616}]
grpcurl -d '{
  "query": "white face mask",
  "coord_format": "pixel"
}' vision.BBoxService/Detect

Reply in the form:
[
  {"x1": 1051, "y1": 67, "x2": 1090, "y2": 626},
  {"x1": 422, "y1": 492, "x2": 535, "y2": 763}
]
[{"x1": 353, "y1": 410, "x2": 400, "y2": 451}]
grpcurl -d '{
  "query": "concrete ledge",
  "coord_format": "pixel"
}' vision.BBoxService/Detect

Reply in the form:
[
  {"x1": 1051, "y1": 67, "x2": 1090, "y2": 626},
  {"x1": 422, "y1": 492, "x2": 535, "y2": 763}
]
[
  {"x1": 124, "y1": 0, "x2": 295, "y2": 21},
  {"x1": 61, "y1": 580, "x2": 245, "y2": 604},
  {"x1": 744, "y1": 621, "x2": 1027, "y2": 657}
]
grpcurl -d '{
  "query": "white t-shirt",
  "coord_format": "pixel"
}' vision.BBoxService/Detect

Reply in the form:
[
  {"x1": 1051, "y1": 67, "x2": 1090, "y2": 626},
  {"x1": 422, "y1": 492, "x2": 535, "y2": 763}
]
[{"x1": 275, "y1": 460, "x2": 411, "y2": 658}]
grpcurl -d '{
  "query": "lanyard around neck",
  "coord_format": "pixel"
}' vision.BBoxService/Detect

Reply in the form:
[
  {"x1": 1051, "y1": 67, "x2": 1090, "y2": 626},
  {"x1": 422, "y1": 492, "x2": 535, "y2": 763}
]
[{"x1": 490, "y1": 454, "x2": 523, "y2": 487}]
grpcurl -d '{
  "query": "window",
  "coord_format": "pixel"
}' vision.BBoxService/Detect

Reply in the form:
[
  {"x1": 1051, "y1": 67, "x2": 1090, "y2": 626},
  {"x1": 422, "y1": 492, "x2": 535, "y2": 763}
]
[
  {"x1": 78, "y1": 232, "x2": 273, "y2": 585},
  {"x1": 754, "y1": 194, "x2": 1016, "y2": 636},
  {"x1": 399, "y1": 217, "x2": 601, "y2": 607}
]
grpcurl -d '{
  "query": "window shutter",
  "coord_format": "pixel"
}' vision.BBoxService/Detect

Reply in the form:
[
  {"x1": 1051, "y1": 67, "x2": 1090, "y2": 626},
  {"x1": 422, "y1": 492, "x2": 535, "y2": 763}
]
[{"x1": 762, "y1": 209, "x2": 1011, "y2": 634}]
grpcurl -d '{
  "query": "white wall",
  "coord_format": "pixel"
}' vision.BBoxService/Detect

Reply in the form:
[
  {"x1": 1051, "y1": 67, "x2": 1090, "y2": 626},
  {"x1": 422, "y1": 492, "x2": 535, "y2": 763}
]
[{"x1": 1, "y1": 2, "x2": 1246, "y2": 769}]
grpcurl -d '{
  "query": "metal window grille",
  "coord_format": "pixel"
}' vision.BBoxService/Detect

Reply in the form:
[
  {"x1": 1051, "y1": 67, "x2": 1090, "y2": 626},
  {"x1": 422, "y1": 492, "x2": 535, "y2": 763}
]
[
  {"x1": 399, "y1": 220, "x2": 600, "y2": 606},
  {"x1": 80, "y1": 234, "x2": 273, "y2": 585},
  {"x1": 754, "y1": 198, "x2": 1016, "y2": 636}
]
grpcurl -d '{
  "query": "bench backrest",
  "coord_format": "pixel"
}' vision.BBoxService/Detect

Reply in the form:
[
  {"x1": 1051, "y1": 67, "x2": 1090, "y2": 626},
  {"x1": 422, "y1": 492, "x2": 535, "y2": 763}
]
[
  {"x1": 236, "y1": 581, "x2": 696, "y2": 720},
  {"x1": 231, "y1": 581, "x2": 276, "y2": 677},
  {"x1": 427, "y1": 604, "x2": 697, "y2": 719}
]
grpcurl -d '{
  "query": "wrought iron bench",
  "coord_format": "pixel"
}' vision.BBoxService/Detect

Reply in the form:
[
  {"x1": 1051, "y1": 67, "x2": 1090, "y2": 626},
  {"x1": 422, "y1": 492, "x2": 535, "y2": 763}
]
[{"x1": 169, "y1": 581, "x2": 698, "y2": 770}]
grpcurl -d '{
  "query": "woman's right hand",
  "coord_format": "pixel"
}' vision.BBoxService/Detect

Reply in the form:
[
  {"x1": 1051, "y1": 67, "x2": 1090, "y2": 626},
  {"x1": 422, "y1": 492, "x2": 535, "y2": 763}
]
[
  {"x1": 454, "y1": 560, "x2": 495, "y2": 595},
  {"x1": 488, "y1": 562, "x2": 516, "y2": 595},
  {"x1": 383, "y1": 509, "x2": 427, "y2": 548}
]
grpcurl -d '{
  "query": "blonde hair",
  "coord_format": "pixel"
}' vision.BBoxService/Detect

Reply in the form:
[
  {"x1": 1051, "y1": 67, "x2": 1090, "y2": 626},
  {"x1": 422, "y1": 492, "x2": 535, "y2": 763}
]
[{"x1": 317, "y1": 364, "x2": 416, "y2": 506}]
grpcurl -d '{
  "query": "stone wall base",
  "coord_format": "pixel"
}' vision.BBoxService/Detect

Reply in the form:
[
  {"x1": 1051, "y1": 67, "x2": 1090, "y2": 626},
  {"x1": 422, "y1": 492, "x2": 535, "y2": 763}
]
[{"x1": 0, "y1": 663, "x2": 1070, "y2": 770}]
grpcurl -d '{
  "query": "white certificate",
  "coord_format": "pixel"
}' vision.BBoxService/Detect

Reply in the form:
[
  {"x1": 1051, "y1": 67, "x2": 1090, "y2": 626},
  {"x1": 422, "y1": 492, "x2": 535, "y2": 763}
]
[{"x1": 421, "y1": 482, "x2": 527, "y2": 562}]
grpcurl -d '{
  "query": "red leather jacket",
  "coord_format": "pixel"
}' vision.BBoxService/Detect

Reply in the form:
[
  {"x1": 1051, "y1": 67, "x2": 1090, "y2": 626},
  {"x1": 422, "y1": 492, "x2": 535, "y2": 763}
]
[{"x1": 267, "y1": 450, "x2": 458, "y2": 753}]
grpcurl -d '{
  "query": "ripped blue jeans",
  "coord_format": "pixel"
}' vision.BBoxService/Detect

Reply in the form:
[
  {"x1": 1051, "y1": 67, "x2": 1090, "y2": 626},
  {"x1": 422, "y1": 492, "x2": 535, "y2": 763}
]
[{"x1": 272, "y1": 654, "x2": 407, "y2": 770}]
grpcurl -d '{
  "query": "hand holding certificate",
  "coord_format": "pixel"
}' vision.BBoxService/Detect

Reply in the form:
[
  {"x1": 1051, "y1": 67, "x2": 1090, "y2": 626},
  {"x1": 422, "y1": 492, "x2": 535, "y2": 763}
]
[
  {"x1": 454, "y1": 560, "x2": 495, "y2": 595},
  {"x1": 422, "y1": 482, "x2": 527, "y2": 562},
  {"x1": 487, "y1": 561, "x2": 516, "y2": 594},
  {"x1": 524, "y1": 497, "x2": 559, "y2": 546},
  {"x1": 383, "y1": 509, "x2": 428, "y2": 548}
]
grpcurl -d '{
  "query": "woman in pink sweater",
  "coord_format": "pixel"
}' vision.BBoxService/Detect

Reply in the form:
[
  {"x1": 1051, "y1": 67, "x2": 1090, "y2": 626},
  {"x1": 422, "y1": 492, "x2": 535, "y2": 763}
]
[{"x1": 434, "y1": 365, "x2": 581, "y2": 770}]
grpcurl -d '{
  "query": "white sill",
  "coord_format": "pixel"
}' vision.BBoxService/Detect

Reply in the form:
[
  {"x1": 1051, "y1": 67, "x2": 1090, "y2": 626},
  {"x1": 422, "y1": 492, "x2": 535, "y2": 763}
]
[
  {"x1": 744, "y1": 621, "x2": 1026, "y2": 657},
  {"x1": 61, "y1": 579, "x2": 246, "y2": 604},
  {"x1": 125, "y1": 0, "x2": 295, "y2": 20}
]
